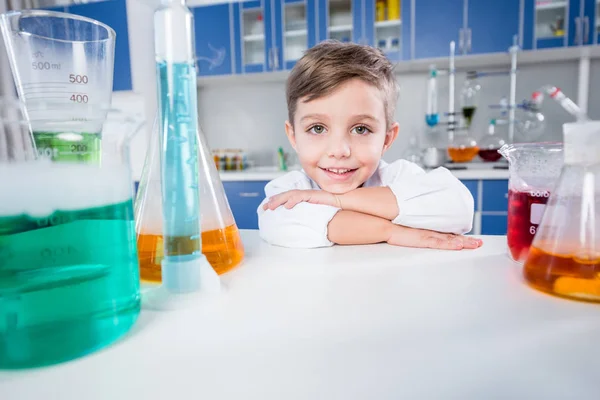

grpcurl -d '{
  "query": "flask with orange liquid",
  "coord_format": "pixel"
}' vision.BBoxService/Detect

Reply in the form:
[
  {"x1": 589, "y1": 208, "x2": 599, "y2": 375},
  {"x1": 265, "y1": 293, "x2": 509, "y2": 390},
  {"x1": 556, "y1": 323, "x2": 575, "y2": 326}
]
[
  {"x1": 523, "y1": 121, "x2": 600, "y2": 302},
  {"x1": 135, "y1": 116, "x2": 244, "y2": 284}
]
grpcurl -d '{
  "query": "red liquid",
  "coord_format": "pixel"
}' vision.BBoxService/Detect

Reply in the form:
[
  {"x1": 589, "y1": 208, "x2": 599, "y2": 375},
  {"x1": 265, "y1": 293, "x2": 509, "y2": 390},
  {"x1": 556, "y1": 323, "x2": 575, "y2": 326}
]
[
  {"x1": 507, "y1": 189, "x2": 550, "y2": 263},
  {"x1": 478, "y1": 148, "x2": 502, "y2": 162}
]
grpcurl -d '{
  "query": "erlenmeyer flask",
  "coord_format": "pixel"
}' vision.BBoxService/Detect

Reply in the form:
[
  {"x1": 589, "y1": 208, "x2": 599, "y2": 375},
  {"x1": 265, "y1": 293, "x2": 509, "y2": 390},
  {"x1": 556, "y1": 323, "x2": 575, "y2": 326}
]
[
  {"x1": 523, "y1": 121, "x2": 600, "y2": 302},
  {"x1": 135, "y1": 116, "x2": 244, "y2": 282}
]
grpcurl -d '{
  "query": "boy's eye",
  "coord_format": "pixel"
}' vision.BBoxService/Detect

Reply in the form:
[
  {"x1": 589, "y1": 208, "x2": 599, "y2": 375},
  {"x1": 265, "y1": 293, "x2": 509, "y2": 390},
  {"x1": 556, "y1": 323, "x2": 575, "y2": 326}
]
[
  {"x1": 308, "y1": 125, "x2": 326, "y2": 134},
  {"x1": 352, "y1": 125, "x2": 371, "y2": 135}
]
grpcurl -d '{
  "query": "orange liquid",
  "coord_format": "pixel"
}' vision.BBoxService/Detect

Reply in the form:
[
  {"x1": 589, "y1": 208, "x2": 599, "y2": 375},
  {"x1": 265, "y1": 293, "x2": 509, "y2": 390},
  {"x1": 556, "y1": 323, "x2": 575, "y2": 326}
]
[
  {"x1": 448, "y1": 146, "x2": 479, "y2": 163},
  {"x1": 136, "y1": 224, "x2": 244, "y2": 283},
  {"x1": 524, "y1": 245, "x2": 600, "y2": 302}
]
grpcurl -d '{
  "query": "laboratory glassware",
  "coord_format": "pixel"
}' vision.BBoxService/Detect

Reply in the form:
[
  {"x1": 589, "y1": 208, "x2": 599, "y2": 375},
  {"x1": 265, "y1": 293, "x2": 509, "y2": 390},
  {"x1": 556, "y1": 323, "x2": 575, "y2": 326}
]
[
  {"x1": 425, "y1": 66, "x2": 439, "y2": 127},
  {"x1": 478, "y1": 119, "x2": 506, "y2": 162},
  {"x1": 0, "y1": 104, "x2": 142, "y2": 369},
  {"x1": 498, "y1": 142, "x2": 564, "y2": 264},
  {"x1": 0, "y1": 10, "x2": 115, "y2": 163},
  {"x1": 460, "y1": 71, "x2": 480, "y2": 128},
  {"x1": 447, "y1": 120, "x2": 478, "y2": 163},
  {"x1": 523, "y1": 121, "x2": 600, "y2": 302},
  {"x1": 135, "y1": 0, "x2": 243, "y2": 292}
]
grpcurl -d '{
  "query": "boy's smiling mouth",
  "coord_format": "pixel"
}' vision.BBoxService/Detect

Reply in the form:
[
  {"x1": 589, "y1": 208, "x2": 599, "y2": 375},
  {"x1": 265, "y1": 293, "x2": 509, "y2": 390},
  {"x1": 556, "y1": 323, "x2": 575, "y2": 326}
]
[{"x1": 319, "y1": 167, "x2": 358, "y2": 181}]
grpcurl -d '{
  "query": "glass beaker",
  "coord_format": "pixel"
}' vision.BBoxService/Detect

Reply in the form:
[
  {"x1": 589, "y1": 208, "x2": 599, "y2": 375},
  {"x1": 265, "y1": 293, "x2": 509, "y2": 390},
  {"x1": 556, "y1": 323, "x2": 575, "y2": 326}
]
[
  {"x1": 0, "y1": 10, "x2": 115, "y2": 163},
  {"x1": 135, "y1": 117, "x2": 244, "y2": 282},
  {"x1": 0, "y1": 104, "x2": 142, "y2": 369},
  {"x1": 498, "y1": 142, "x2": 564, "y2": 264},
  {"x1": 523, "y1": 122, "x2": 600, "y2": 302}
]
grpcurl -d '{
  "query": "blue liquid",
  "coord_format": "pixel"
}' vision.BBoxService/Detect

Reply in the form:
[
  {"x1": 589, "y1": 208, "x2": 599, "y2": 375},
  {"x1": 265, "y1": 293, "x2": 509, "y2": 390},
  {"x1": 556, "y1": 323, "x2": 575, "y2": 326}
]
[
  {"x1": 0, "y1": 200, "x2": 140, "y2": 369},
  {"x1": 157, "y1": 61, "x2": 202, "y2": 261},
  {"x1": 425, "y1": 114, "x2": 439, "y2": 127}
]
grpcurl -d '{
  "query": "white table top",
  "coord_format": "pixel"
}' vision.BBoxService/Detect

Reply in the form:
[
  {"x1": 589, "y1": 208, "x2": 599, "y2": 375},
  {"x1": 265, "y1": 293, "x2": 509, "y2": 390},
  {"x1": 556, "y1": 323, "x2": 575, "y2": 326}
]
[{"x1": 2, "y1": 231, "x2": 600, "y2": 399}]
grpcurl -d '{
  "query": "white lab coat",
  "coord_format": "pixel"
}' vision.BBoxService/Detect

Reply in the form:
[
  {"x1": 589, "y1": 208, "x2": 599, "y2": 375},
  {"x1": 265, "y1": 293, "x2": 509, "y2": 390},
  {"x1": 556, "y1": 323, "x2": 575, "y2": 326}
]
[{"x1": 257, "y1": 160, "x2": 474, "y2": 248}]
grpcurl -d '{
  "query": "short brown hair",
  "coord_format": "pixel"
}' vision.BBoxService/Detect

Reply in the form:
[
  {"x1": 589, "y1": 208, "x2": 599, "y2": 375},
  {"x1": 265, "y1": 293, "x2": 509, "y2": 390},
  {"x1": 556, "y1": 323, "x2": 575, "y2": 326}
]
[{"x1": 286, "y1": 40, "x2": 399, "y2": 128}]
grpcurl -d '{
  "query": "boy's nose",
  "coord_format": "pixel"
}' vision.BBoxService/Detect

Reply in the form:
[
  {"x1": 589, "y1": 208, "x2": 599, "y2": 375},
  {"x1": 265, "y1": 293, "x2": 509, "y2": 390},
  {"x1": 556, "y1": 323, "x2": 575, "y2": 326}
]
[{"x1": 326, "y1": 134, "x2": 351, "y2": 159}]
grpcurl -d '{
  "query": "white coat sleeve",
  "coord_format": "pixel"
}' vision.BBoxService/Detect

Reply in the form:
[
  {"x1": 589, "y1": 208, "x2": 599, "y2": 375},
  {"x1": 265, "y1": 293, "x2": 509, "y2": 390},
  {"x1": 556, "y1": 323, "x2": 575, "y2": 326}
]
[
  {"x1": 380, "y1": 160, "x2": 474, "y2": 234},
  {"x1": 256, "y1": 171, "x2": 341, "y2": 248}
]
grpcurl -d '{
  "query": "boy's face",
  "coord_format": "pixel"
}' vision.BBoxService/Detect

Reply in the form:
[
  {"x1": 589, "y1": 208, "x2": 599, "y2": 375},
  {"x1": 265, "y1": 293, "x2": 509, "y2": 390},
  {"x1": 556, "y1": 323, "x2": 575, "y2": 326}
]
[{"x1": 285, "y1": 78, "x2": 399, "y2": 194}]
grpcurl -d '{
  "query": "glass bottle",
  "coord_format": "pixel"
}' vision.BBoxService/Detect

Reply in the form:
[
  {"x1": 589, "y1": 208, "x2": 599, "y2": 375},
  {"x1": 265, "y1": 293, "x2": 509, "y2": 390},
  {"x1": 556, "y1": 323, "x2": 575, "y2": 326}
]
[
  {"x1": 460, "y1": 71, "x2": 480, "y2": 128},
  {"x1": 478, "y1": 119, "x2": 507, "y2": 162}
]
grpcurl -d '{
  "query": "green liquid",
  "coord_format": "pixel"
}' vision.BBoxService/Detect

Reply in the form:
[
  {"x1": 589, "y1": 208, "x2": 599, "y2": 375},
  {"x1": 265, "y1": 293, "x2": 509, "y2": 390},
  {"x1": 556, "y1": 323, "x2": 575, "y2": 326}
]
[
  {"x1": 33, "y1": 131, "x2": 101, "y2": 163},
  {"x1": 0, "y1": 200, "x2": 140, "y2": 369},
  {"x1": 462, "y1": 106, "x2": 476, "y2": 127}
]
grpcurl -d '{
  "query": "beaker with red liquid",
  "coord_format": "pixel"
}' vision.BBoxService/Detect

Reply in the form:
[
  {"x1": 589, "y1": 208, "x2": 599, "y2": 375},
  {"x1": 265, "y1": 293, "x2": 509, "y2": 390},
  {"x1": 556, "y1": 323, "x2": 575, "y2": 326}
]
[{"x1": 498, "y1": 143, "x2": 564, "y2": 263}]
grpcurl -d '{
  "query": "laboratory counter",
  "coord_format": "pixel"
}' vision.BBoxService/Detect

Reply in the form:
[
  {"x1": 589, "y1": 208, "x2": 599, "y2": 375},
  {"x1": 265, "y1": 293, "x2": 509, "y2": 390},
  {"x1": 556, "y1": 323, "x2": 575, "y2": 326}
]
[
  {"x1": 218, "y1": 165, "x2": 510, "y2": 181},
  {"x1": 2, "y1": 230, "x2": 600, "y2": 399}
]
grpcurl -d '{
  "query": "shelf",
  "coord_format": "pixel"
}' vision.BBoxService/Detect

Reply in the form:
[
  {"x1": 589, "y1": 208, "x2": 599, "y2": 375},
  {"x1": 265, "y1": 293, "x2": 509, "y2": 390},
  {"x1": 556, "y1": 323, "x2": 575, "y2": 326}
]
[
  {"x1": 243, "y1": 33, "x2": 265, "y2": 42},
  {"x1": 285, "y1": 29, "x2": 308, "y2": 38},
  {"x1": 329, "y1": 24, "x2": 352, "y2": 33},
  {"x1": 375, "y1": 19, "x2": 402, "y2": 29},
  {"x1": 535, "y1": 1, "x2": 567, "y2": 11}
]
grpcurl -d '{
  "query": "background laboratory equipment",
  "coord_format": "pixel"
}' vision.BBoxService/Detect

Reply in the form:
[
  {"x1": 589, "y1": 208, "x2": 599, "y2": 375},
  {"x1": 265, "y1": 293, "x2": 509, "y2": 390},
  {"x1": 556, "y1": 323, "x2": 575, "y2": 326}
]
[
  {"x1": 498, "y1": 142, "x2": 564, "y2": 264},
  {"x1": 523, "y1": 121, "x2": 600, "y2": 302},
  {"x1": 477, "y1": 119, "x2": 506, "y2": 162},
  {"x1": 425, "y1": 66, "x2": 438, "y2": 127},
  {"x1": 460, "y1": 71, "x2": 480, "y2": 128},
  {"x1": 0, "y1": 10, "x2": 115, "y2": 163},
  {"x1": 0, "y1": 105, "x2": 142, "y2": 369},
  {"x1": 447, "y1": 120, "x2": 478, "y2": 163},
  {"x1": 135, "y1": 117, "x2": 244, "y2": 282}
]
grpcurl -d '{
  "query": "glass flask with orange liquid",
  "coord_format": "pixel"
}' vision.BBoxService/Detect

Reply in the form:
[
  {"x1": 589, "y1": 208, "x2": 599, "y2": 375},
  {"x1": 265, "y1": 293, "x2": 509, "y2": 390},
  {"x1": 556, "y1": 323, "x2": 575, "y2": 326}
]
[
  {"x1": 447, "y1": 124, "x2": 479, "y2": 163},
  {"x1": 523, "y1": 121, "x2": 600, "y2": 302},
  {"x1": 134, "y1": 115, "x2": 244, "y2": 284}
]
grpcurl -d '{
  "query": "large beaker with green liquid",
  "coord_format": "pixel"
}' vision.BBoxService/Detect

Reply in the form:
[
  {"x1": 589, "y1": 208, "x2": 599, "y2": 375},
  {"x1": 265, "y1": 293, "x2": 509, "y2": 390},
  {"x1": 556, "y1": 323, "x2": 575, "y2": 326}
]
[{"x1": 0, "y1": 104, "x2": 143, "y2": 369}]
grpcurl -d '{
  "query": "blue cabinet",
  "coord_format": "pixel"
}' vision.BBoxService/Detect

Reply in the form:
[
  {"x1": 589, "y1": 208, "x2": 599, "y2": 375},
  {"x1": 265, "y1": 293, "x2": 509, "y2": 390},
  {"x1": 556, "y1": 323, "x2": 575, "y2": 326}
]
[
  {"x1": 481, "y1": 214, "x2": 508, "y2": 236},
  {"x1": 414, "y1": 0, "x2": 463, "y2": 59},
  {"x1": 279, "y1": 0, "x2": 317, "y2": 70},
  {"x1": 363, "y1": 0, "x2": 410, "y2": 61},
  {"x1": 460, "y1": 179, "x2": 480, "y2": 211},
  {"x1": 522, "y1": 0, "x2": 598, "y2": 50},
  {"x1": 467, "y1": 0, "x2": 520, "y2": 54},
  {"x1": 482, "y1": 180, "x2": 509, "y2": 212},
  {"x1": 193, "y1": 4, "x2": 233, "y2": 76},
  {"x1": 67, "y1": 0, "x2": 132, "y2": 91},
  {"x1": 223, "y1": 180, "x2": 269, "y2": 230}
]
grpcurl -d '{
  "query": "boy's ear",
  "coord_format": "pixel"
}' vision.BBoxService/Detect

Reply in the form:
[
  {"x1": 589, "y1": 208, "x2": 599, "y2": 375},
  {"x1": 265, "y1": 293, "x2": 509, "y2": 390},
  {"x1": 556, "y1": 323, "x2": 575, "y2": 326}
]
[
  {"x1": 383, "y1": 122, "x2": 399, "y2": 153},
  {"x1": 285, "y1": 120, "x2": 297, "y2": 150}
]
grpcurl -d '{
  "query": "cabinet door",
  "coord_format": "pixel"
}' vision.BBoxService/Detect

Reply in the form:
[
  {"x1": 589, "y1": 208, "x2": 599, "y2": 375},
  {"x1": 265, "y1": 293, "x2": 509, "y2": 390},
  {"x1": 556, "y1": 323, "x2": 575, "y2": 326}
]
[
  {"x1": 481, "y1": 214, "x2": 508, "y2": 235},
  {"x1": 317, "y1": 0, "x2": 362, "y2": 44},
  {"x1": 523, "y1": 0, "x2": 577, "y2": 49},
  {"x1": 234, "y1": 0, "x2": 268, "y2": 73},
  {"x1": 280, "y1": 0, "x2": 316, "y2": 70},
  {"x1": 364, "y1": 0, "x2": 410, "y2": 61},
  {"x1": 414, "y1": 0, "x2": 464, "y2": 59},
  {"x1": 193, "y1": 4, "x2": 233, "y2": 76},
  {"x1": 467, "y1": 0, "x2": 520, "y2": 54},
  {"x1": 223, "y1": 181, "x2": 268, "y2": 230},
  {"x1": 67, "y1": 0, "x2": 132, "y2": 92}
]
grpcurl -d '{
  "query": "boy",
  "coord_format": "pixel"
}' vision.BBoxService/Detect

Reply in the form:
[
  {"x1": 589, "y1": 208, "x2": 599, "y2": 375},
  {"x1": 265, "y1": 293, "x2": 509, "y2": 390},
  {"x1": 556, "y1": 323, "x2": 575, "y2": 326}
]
[{"x1": 257, "y1": 41, "x2": 481, "y2": 251}]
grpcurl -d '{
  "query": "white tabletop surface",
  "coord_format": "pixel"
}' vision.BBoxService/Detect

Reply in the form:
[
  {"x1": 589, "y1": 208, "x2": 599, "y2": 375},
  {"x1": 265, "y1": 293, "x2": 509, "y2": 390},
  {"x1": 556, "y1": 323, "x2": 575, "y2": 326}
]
[{"x1": 2, "y1": 231, "x2": 600, "y2": 399}]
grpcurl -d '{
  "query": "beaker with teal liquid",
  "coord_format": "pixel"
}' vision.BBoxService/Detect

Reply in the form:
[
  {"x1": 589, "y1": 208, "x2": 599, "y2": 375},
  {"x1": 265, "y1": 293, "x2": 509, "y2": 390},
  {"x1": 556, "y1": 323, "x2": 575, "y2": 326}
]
[
  {"x1": 0, "y1": 9, "x2": 115, "y2": 163},
  {"x1": 0, "y1": 104, "x2": 143, "y2": 369}
]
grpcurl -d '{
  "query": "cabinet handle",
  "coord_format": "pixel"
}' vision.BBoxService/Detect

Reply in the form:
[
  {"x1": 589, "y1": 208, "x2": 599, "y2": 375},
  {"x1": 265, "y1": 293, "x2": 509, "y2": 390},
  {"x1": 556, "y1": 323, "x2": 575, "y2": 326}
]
[
  {"x1": 268, "y1": 48, "x2": 273, "y2": 70},
  {"x1": 459, "y1": 28, "x2": 465, "y2": 53},
  {"x1": 239, "y1": 192, "x2": 260, "y2": 197},
  {"x1": 466, "y1": 28, "x2": 472, "y2": 53},
  {"x1": 574, "y1": 17, "x2": 581, "y2": 45},
  {"x1": 583, "y1": 16, "x2": 590, "y2": 44},
  {"x1": 273, "y1": 47, "x2": 279, "y2": 70}
]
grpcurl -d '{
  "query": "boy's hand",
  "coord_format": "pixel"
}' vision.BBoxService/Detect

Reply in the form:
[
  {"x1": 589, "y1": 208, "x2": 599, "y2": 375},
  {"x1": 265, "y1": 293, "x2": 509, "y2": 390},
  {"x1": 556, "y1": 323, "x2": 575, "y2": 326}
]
[
  {"x1": 387, "y1": 225, "x2": 483, "y2": 250},
  {"x1": 263, "y1": 189, "x2": 340, "y2": 210}
]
